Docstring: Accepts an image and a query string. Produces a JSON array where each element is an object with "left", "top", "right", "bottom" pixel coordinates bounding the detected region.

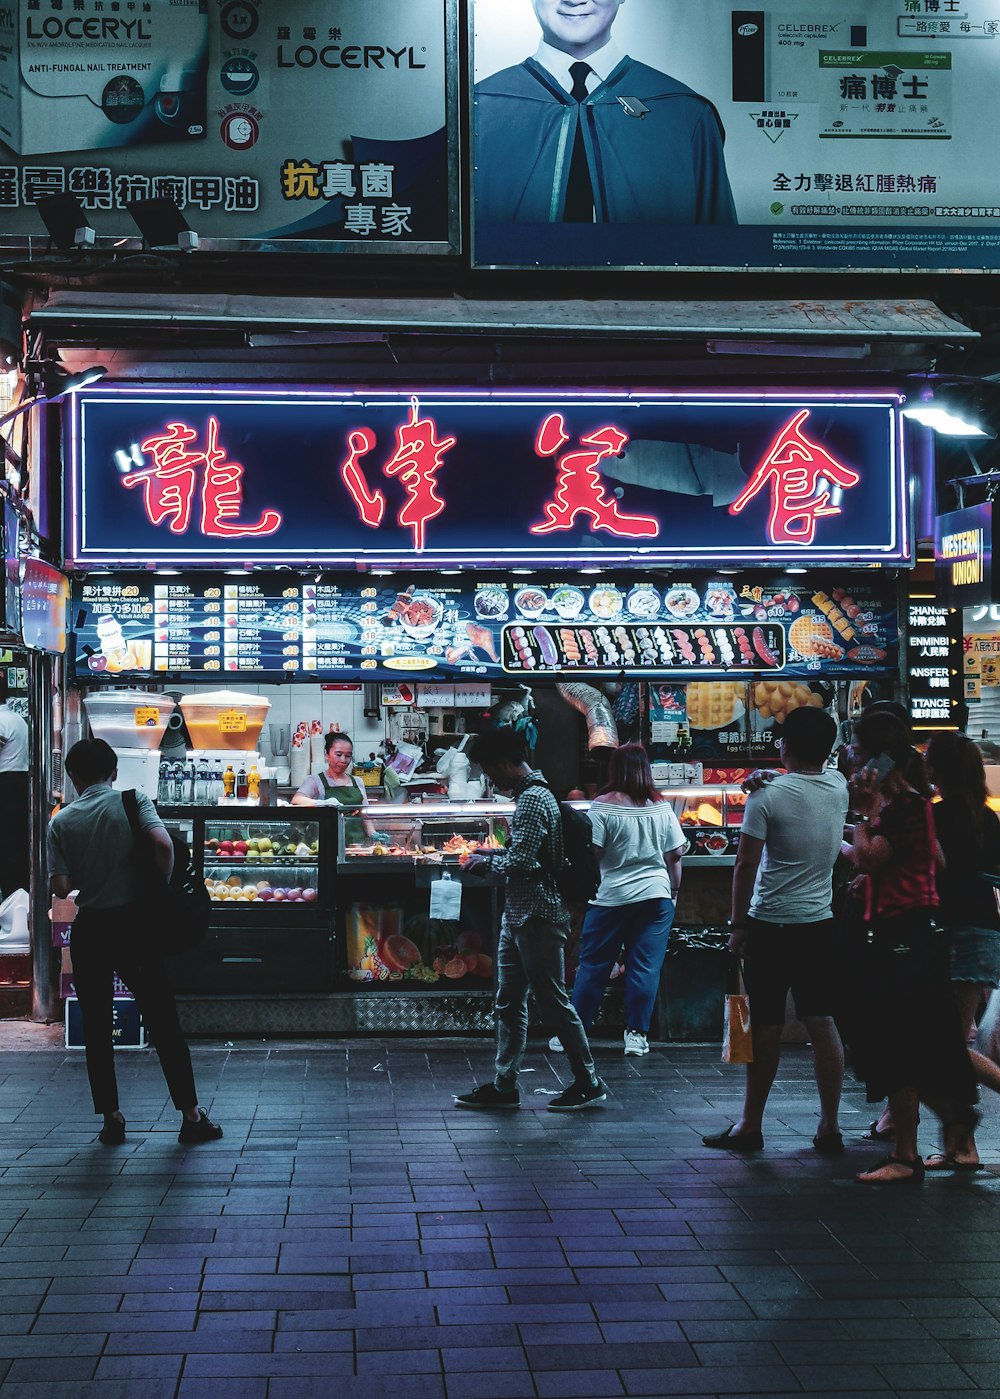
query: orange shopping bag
[{"left": 722, "top": 956, "right": 753, "bottom": 1064}]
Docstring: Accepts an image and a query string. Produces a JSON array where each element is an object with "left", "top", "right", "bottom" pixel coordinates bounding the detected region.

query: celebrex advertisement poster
[
  {"left": 0, "top": 0, "right": 455, "bottom": 249},
  {"left": 471, "top": 0, "right": 1000, "bottom": 270}
]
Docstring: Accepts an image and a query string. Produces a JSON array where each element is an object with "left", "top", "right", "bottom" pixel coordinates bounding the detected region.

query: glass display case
[
  {"left": 336, "top": 802, "right": 508, "bottom": 990},
  {"left": 337, "top": 803, "right": 510, "bottom": 869},
  {"left": 660, "top": 785, "right": 745, "bottom": 864},
  {"left": 203, "top": 816, "right": 320, "bottom": 908}
]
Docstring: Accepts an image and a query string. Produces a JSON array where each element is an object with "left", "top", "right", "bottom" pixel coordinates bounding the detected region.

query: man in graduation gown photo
[{"left": 474, "top": 0, "right": 738, "bottom": 228}]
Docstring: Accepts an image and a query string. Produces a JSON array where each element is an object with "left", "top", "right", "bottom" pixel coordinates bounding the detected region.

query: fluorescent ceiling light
[{"left": 901, "top": 405, "right": 990, "bottom": 437}]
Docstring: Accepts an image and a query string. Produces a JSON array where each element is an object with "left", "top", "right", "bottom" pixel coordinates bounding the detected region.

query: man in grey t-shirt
[
  {"left": 703, "top": 706, "right": 849, "bottom": 1155},
  {"left": 48, "top": 739, "right": 222, "bottom": 1148}
]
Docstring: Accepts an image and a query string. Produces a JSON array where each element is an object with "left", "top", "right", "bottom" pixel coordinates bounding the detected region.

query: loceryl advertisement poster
[
  {"left": 0, "top": 0, "right": 457, "bottom": 251},
  {"left": 471, "top": 0, "right": 1000, "bottom": 271}
]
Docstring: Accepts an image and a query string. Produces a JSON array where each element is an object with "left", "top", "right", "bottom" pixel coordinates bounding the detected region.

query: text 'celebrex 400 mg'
[{"left": 0, "top": 0, "right": 208, "bottom": 156}]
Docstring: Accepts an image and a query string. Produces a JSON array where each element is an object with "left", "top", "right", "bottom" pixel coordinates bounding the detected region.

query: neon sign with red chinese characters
[{"left": 67, "top": 388, "right": 908, "bottom": 567}]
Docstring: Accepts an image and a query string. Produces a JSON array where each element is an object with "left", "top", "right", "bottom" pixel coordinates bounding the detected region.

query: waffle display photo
[
  {"left": 686, "top": 682, "right": 745, "bottom": 731},
  {"left": 788, "top": 613, "right": 845, "bottom": 661}
]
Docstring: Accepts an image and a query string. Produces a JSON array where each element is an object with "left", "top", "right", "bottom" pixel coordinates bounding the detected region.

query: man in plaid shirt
[{"left": 455, "top": 728, "right": 606, "bottom": 1112}]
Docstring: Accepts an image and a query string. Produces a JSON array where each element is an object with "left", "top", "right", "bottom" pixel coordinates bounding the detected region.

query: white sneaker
[
  {"left": 624, "top": 1030, "right": 649, "bottom": 1057},
  {"left": 548, "top": 1036, "right": 565, "bottom": 1053}
]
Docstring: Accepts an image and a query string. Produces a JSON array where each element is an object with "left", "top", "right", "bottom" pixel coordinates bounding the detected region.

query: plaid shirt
[{"left": 488, "top": 770, "right": 569, "bottom": 929}]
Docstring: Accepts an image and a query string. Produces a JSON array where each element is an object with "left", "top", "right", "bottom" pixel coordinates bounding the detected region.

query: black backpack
[
  {"left": 123, "top": 789, "right": 211, "bottom": 950},
  {"left": 524, "top": 780, "right": 600, "bottom": 906}
]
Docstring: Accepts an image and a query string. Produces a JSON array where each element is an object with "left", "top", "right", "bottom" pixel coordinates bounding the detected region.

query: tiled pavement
[{"left": 1, "top": 1030, "right": 1000, "bottom": 1398}]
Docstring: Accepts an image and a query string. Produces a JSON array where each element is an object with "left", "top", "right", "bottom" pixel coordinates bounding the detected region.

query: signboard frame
[
  {"left": 0, "top": 0, "right": 461, "bottom": 258},
  {"left": 66, "top": 385, "right": 909, "bottom": 570},
  {"left": 71, "top": 568, "right": 901, "bottom": 686},
  {"left": 468, "top": 0, "right": 1000, "bottom": 274},
  {"left": 935, "top": 502, "right": 993, "bottom": 607}
]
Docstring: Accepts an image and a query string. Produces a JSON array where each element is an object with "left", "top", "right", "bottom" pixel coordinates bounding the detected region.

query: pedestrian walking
[
  {"left": 0, "top": 675, "right": 29, "bottom": 900},
  {"left": 455, "top": 727, "right": 607, "bottom": 1112},
  {"left": 559, "top": 742, "right": 685, "bottom": 1058},
  {"left": 703, "top": 705, "right": 848, "bottom": 1154},
  {"left": 47, "top": 739, "right": 223, "bottom": 1146},
  {"left": 846, "top": 712, "right": 978, "bottom": 1184},
  {"left": 921, "top": 731, "right": 1000, "bottom": 1171}
]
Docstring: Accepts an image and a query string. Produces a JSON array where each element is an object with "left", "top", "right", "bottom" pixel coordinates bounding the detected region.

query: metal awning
[{"left": 30, "top": 292, "right": 976, "bottom": 343}]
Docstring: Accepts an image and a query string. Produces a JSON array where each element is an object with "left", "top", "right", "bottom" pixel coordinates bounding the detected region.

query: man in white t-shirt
[
  {"left": 703, "top": 705, "right": 849, "bottom": 1155},
  {"left": 0, "top": 676, "right": 29, "bottom": 898}
]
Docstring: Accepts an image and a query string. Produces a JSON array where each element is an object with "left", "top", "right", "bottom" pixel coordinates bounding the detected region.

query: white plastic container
[
  {"left": 83, "top": 690, "right": 175, "bottom": 752},
  {"left": 179, "top": 689, "right": 270, "bottom": 752}
]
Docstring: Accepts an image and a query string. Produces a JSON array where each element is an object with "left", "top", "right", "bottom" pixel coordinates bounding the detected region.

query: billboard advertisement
[
  {"left": 0, "top": 0, "right": 457, "bottom": 252},
  {"left": 470, "top": 0, "right": 1000, "bottom": 270},
  {"left": 66, "top": 386, "right": 908, "bottom": 568}
]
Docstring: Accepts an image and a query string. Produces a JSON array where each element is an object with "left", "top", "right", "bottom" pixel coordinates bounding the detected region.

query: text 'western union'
[{"left": 941, "top": 528, "right": 985, "bottom": 586}]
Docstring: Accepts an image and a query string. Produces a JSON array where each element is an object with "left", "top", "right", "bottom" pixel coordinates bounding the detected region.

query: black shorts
[{"left": 741, "top": 917, "right": 836, "bottom": 1026}]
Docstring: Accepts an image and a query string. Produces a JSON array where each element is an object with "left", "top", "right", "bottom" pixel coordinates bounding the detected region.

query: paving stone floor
[{"left": 1, "top": 1030, "right": 1000, "bottom": 1398}]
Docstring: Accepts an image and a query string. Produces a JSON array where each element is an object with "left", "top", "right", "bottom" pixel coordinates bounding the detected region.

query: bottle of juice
[
  {"left": 236, "top": 765, "right": 249, "bottom": 800},
  {"left": 222, "top": 764, "right": 236, "bottom": 800},
  {"left": 247, "top": 764, "right": 260, "bottom": 803}
]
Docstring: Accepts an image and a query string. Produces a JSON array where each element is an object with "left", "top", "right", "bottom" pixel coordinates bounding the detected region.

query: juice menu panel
[{"left": 73, "top": 573, "right": 900, "bottom": 682}]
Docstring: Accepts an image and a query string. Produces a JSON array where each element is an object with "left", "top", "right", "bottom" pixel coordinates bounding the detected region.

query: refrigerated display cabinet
[{"left": 159, "top": 807, "right": 334, "bottom": 994}]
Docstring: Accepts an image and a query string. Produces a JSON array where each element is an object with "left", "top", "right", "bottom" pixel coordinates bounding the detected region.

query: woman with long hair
[
  {"left": 558, "top": 742, "right": 686, "bottom": 1057},
  {"left": 846, "top": 712, "right": 978, "bottom": 1184},
  {"left": 924, "top": 732, "right": 1000, "bottom": 1170}
]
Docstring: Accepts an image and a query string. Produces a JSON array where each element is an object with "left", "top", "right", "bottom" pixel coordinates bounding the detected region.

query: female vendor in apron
[{"left": 291, "top": 732, "right": 371, "bottom": 844}]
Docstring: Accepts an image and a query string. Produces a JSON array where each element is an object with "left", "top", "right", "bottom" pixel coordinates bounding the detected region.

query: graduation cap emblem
[{"left": 617, "top": 95, "right": 649, "bottom": 119}]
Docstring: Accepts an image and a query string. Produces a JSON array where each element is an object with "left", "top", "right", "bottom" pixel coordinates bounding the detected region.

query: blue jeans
[
  {"left": 494, "top": 914, "right": 596, "bottom": 1090},
  {"left": 571, "top": 898, "right": 675, "bottom": 1035}
]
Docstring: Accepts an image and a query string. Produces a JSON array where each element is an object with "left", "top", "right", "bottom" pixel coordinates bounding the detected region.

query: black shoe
[
  {"left": 178, "top": 1110, "right": 223, "bottom": 1144},
  {"left": 454, "top": 1083, "right": 520, "bottom": 1110},
  {"left": 548, "top": 1078, "right": 607, "bottom": 1112},
  {"left": 813, "top": 1131, "right": 845, "bottom": 1155},
  {"left": 702, "top": 1124, "right": 764, "bottom": 1152},
  {"left": 98, "top": 1116, "right": 126, "bottom": 1146}
]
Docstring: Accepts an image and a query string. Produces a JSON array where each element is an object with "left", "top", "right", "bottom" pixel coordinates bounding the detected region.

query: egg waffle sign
[{"left": 67, "top": 388, "right": 907, "bottom": 567}]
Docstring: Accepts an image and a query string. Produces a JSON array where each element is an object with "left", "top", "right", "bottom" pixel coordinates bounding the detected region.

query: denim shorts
[{"left": 949, "top": 925, "right": 1000, "bottom": 988}]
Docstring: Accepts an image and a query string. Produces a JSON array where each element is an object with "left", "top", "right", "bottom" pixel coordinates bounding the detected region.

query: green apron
[{"left": 319, "top": 773, "right": 366, "bottom": 845}]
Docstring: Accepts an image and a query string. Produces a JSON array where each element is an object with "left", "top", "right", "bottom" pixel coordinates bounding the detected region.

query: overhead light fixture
[
  {"left": 34, "top": 192, "right": 96, "bottom": 250},
  {"left": 901, "top": 404, "right": 991, "bottom": 438},
  {"left": 0, "top": 363, "right": 106, "bottom": 492},
  {"left": 0, "top": 364, "right": 107, "bottom": 435},
  {"left": 60, "top": 366, "right": 108, "bottom": 394},
  {"left": 786, "top": 567, "right": 808, "bottom": 574},
  {"left": 127, "top": 196, "right": 199, "bottom": 250}
]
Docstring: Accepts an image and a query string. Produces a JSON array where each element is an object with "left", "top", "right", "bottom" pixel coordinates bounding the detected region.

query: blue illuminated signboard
[
  {"left": 935, "top": 503, "right": 993, "bottom": 607},
  {"left": 67, "top": 387, "right": 908, "bottom": 568}
]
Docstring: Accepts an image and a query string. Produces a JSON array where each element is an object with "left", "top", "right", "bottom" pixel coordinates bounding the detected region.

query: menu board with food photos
[{"left": 73, "top": 571, "right": 899, "bottom": 683}]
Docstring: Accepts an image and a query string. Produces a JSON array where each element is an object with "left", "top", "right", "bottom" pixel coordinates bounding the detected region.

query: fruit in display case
[
  {"left": 205, "top": 875, "right": 317, "bottom": 903},
  {"left": 378, "top": 933, "right": 422, "bottom": 974},
  {"left": 204, "top": 826, "right": 318, "bottom": 861}
]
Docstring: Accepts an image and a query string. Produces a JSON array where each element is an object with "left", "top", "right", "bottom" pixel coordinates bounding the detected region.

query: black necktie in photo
[{"left": 564, "top": 60, "right": 593, "bottom": 222}]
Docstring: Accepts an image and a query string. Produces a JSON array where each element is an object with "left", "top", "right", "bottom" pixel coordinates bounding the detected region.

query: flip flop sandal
[
  {"left": 856, "top": 1154, "right": 925, "bottom": 1185},
  {"left": 862, "top": 1120, "right": 895, "bottom": 1141},
  {"left": 924, "top": 1153, "right": 984, "bottom": 1173}
]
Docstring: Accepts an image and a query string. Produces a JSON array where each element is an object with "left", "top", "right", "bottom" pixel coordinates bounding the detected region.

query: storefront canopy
[{"left": 31, "top": 292, "right": 975, "bottom": 347}]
